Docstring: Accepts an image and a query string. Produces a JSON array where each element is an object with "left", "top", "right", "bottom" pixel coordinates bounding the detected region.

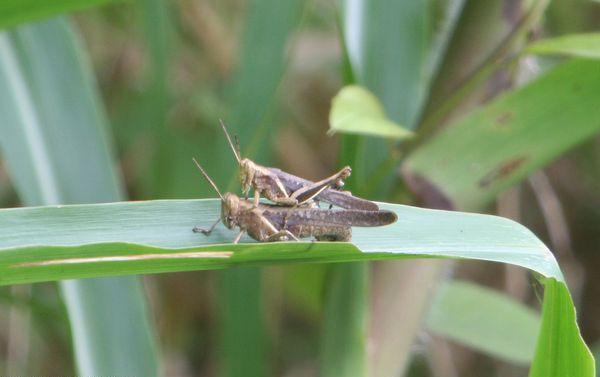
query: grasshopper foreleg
[
  {"left": 253, "top": 190, "right": 260, "bottom": 208},
  {"left": 233, "top": 230, "right": 245, "bottom": 244},
  {"left": 270, "top": 177, "right": 296, "bottom": 206},
  {"left": 265, "top": 229, "right": 299, "bottom": 242},
  {"left": 193, "top": 218, "right": 221, "bottom": 236}
]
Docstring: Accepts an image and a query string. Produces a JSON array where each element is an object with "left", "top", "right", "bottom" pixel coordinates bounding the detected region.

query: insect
[
  {"left": 192, "top": 159, "right": 397, "bottom": 243},
  {"left": 219, "top": 120, "right": 379, "bottom": 211}
]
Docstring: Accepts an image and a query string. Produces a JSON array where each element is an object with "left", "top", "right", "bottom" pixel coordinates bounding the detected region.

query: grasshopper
[
  {"left": 192, "top": 159, "right": 397, "bottom": 243},
  {"left": 219, "top": 120, "right": 379, "bottom": 211}
]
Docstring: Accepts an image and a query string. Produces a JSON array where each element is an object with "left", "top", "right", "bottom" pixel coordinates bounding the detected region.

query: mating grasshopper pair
[{"left": 192, "top": 121, "right": 397, "bottom": 243}]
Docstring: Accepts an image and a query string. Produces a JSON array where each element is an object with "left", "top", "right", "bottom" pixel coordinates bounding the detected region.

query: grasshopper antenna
[
  {"left": 219, "top": 119, "right": 241, "bottom": 164},
  {"left": 234, "top": 135, "right": 241, "bottom": 162},
  {"left": 192, "top": 158, "right": 225, "bottom": 201}
]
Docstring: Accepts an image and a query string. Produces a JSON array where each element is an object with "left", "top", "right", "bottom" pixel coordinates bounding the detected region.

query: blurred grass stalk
[
  {"left": 215, "top": 0, "right": 305, "bottom": 376},
  {"left": 321, "top": 263, "right": 368, "bottom": 376},
  {"left": 137, "top": 0, "right": 171, "bottom": 200},
  {"left": 0, "top": 18, "right": 157, "bottom": 376},
  {"left": 326, "top": 1, "right": 437, "bottom": 376}
]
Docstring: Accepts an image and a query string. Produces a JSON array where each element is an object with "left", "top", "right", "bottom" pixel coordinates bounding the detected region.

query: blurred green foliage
[{"left": 0, "top": 0, "right": 599, "bottom": 376}]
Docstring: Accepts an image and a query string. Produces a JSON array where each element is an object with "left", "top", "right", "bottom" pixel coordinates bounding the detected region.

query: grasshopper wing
[
  {"left": 263, "top": 207, "right": 397, "bottom": 228},
  {"left": 270, "top": 168, "right": 380, "bottom": 211}
]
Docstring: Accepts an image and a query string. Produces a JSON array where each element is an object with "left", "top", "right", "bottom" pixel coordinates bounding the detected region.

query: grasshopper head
[
  {"left": 221, "top": 192, "right": 241, "bottom": 229},
  {"left": 238, "top": 158, "right": 255, "bottom": 195}
]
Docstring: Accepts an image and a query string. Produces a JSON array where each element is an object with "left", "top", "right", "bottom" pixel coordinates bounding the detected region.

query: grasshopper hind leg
[{"left": 289, "top": 166, "right": 352, "bottom": 205}]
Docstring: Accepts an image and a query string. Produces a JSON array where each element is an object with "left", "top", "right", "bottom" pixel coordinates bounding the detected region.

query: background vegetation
[{"left": 0, "top": 0, "right": 599, "bottom": 376}]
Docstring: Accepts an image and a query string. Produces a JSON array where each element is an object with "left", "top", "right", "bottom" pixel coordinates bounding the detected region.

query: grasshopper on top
[{"left": 219, "top": 120, "right": 379, "bottom": 211}]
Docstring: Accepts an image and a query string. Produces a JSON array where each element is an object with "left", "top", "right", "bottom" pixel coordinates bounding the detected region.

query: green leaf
[
  {"left": 527, "top": 33, "right": 600, "bottom": 59},
  {"left": 426, "top": 280, "right": 540, "bottom": 364},
  {"left": 0, "top": 18, "right": 157, "bottom": 376},
  {"left": 405, "top": 59, "right": 600, "bottom": 211},
  {"left": 0, "top": 198, "right": 593, "bottom": 375},
  {"left": 0, "top": 199, "right": 557, "bottom": 287},
  {"left": 329, "top": 85, "right": 414, "bottom": 140},
  {"left": 0, "top": 0, "right": 120, "bottom": 30},
  {"left": 529, "top": 279, "right": 594, "bottom": 377}
]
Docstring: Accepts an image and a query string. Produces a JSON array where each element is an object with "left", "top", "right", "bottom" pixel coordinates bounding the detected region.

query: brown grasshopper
[
  {"left": 219, "top": 120, "right": 379, "bottom": 211},
  {"left": 192, "top": 159, "right": 397, "bottom": 243}
]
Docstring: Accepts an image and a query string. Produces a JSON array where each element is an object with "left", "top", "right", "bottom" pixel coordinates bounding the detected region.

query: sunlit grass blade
[
  {"left": 0, "top": 198, "right": 592, "bottom": 375},
  {"left": 0, "top": 18, "right": 157, "bottom": 376},
  {"left": 0, "top": 199, "right": 560, "bottom": 286}
]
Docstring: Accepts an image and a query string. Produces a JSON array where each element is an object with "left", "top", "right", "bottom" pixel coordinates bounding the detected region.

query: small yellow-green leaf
[
  {"left": 527, "top": 33, "right": 600, "bottom": 60},
  {"left": 329, "top": 85, "right": 413, "bottom": 140}
]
